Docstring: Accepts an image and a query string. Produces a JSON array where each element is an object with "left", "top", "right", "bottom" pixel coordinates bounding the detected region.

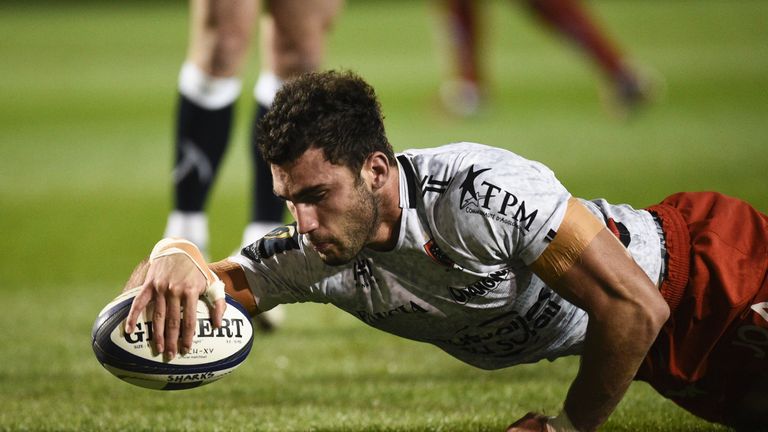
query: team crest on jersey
[
  {"left": 424, "top": 239, "right": 456, "bottom": 268},
  {"left": 457, "top": 165, "right": 539, "bottom": 232},
  {"left": 264, "top": 225, "right": 296, "bottom": 240},
  {"left": 606, "top": 218, "right": 631, "bottom": 247}
]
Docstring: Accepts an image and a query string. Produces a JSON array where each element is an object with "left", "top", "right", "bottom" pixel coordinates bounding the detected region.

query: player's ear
[{"left": 365, "top": 151, "right": 390, "bottom": 190}]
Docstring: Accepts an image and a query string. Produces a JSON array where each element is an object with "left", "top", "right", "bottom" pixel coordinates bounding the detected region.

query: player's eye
[{"left": 304, "top": 191, "right": 326, "bottom": 204}]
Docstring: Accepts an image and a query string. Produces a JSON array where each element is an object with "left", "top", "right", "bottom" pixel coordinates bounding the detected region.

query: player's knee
[
  {"left": 271, "top": 16, "right": 333, "bottom": 76},
  {"left": 280, "top": 56, "right": 320, "bottom": 77},
  {"left": 273, "top": 38, "right": 324, "bottom": 77},
  {"left": 206, "top": 33, "right": 250, "bottom": 76}
]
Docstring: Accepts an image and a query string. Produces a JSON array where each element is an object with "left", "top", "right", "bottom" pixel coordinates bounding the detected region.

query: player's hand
[
  {"left": 124, "top": 253, "right": 225, "bottom": 360},
  {"left": 506, "top": 412, "right": 555, "bottom": 432}
]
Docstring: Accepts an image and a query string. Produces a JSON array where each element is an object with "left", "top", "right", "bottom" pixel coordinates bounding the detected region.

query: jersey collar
[{"left": 396, "top": 154, "right": 418, "bottom": 209}]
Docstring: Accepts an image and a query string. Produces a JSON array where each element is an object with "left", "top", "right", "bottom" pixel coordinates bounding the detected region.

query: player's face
[{"left": 272, "top": 147, "right": 380, "bottom": 266}]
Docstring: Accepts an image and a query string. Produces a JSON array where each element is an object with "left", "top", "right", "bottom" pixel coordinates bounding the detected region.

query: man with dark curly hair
[{"left": 126, "top": 70, "right": 768, "bottom": 431}]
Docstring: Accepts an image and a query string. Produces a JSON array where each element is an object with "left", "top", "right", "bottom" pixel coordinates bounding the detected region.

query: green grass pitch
[{"left": 1, "top": 0, "right": 766, "bottom": 430}]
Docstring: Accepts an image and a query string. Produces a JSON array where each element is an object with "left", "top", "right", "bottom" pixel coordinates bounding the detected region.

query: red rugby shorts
[{"left": 638, "top": 192, "right": 768, "bottom": 425}]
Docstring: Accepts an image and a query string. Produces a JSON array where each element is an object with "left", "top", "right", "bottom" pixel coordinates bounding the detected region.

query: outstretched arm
[
  {"left": 122, "top": 239, "right": 257, "bottom": 361},
  {"left": 511, "top": 201, "right": 669, "bottom": 432}
]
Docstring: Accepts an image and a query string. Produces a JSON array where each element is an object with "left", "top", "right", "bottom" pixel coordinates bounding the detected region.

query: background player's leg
[
  {"left": 243, "top": 0, "right": 344, "bottom": 331},
  {"left": 243, "top": 16, "right": 286, "bottom": 247},
  {"left": 164, "top": 0, "right": 258, "bottom": 256},
  {"left": 436, "top": 0, "right": 485, "bottom": 117},
  {"left": 242, "top": 69, "right": 283, "bottom": 246},
  {"left": 166, "top": 63, "right": 240, "bottom": 255},
  {"left": 243, "top": 0, "right": 344, "bottom": 247},
  {"left": 523, "top": 0, "right": 651, "bottom": 113}
]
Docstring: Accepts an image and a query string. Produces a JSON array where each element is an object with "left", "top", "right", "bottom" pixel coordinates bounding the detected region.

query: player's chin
[
  {"left": 319, "top": 253, "right": 352, "bottom": 267},
  {"left": 317, "top": 248, "right": 356, "bottom": 267}
]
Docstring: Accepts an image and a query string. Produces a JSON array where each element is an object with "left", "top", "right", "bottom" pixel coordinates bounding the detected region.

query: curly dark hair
[{"left": 258, "top": 70, "right": 395, "bottom": 173}]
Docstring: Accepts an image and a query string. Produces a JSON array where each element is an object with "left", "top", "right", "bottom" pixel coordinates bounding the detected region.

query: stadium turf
[{"left": 1, "top": 1, "right": 765, "bottom": 430}]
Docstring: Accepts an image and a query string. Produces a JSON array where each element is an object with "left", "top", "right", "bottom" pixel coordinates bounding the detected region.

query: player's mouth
[
  {"left": 309, "top": 238, "right": 335, "bottom": 253},
  {"left": 313, "top": 242, "right": 332, "bottom": 253}
]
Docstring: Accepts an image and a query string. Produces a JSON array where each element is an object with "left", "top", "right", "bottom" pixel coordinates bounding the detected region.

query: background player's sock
[
  {"left": 163, "top": 211, "right": 209, "bottom": 258},
  {"left": 242, "top": 71, "right": 285, "bottom": 247},
  {"left": 243, "top": 70, "right": 289, "bottom": 332},
  {"left": 598, "top": 62, "right": 662, "bottom": 118},
  {"left": 166, "top": 62, "right": 242, "bottom": 253},
  {"left": 439, "top": 0, "right": 485, "bottom": 117},
  {"left": 439, "top": 78, "right": 483, "bottom": 118}
]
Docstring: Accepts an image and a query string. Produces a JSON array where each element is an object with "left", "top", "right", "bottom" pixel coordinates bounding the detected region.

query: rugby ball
[{"left": 91, "top": 286, "right": 254, "bottom": 390}]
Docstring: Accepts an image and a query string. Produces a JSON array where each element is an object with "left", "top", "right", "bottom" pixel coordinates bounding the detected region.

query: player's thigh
[
  {"left": 187, "top": 0, "right": 260, "bottom": 77},
  {"left": 266, "top": 0, "right": 344, "bottom": 76}
]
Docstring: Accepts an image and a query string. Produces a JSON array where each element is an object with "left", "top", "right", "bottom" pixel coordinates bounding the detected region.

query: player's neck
[{"left": 366, "top": 163, "right": 402, "bottom": 252}]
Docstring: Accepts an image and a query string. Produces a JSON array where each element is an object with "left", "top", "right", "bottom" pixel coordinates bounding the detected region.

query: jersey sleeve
[
  {"left": 228, "top": 224, "right": 332, "bottom": 311},
  {"left": 428, "top": 147, "right": 571, "bottom": 272}
]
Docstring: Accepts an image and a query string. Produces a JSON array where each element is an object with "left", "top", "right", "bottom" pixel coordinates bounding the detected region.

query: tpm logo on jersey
[
  {"left": 448, "top": 269, "right": 510, "bottom": 304},
  {"left": 458, "top": 165, "right": 491, "bottom": 208},
  {"left": 457, "top": 165, "right": 539, "bottom": 232}
]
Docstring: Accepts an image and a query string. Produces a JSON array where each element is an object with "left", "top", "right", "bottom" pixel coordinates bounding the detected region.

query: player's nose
[{"left": 294, "top": 204, "right": 319, "bottom": 234}]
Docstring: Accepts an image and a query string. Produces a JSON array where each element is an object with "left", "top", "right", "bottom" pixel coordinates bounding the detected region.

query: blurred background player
[
  {"left": 164, "top": 0, "right": 344, "bottom": 258},
  {"left": 163, "top": 0, "right": 343, "bottom": 330},
  {"left": 435, "top": 0, "right": 655, "bottom": 117}
]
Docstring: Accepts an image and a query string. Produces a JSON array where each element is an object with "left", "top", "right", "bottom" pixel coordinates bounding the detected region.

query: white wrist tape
[
  {"left": 149, "top": 238, "right": 225, "bottom": 304},
  {"left": 548, "top": 410, "right": 578, "bottom": 432}
]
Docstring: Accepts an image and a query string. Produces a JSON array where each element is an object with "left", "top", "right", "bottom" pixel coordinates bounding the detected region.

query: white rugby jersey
[{"left": 231, "top": 142, "right": 663, "bottom": 370}]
